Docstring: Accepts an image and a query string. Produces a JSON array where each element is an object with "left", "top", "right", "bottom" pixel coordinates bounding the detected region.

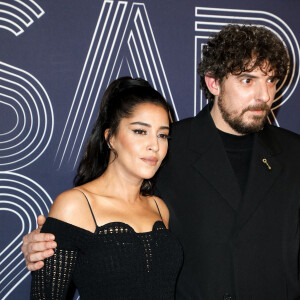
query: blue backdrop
[{"left": 1, "top": 0, "right": 300, "bottom": 299}]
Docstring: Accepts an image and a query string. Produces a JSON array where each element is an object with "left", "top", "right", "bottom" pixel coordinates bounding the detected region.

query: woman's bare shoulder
[
  {"left": 152, "top": 195, "right": 170, "bottom": 227},
  {"left": 48, "top": 189, "right": 93, "bottom": 229}
]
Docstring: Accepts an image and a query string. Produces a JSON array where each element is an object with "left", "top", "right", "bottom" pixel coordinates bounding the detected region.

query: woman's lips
[{"left": 140, "top": 157, "right": 158, "bottom": 166}]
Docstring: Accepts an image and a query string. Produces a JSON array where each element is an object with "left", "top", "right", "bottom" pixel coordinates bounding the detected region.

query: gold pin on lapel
[{"left": 262, "top": 158, "right": 271, "bottom": 170}]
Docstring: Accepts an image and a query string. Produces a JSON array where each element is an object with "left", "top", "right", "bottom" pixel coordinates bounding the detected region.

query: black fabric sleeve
[{"left": 30, "top": 218, "right": 80, "bottom": 300}]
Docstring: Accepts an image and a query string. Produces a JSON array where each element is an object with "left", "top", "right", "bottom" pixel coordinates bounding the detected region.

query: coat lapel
[
  {"left": 236, "top": 125, "right": 282, "bottom": 229},
  {"left": 189, "top": 105, "right": 241, "bottom": 211}
]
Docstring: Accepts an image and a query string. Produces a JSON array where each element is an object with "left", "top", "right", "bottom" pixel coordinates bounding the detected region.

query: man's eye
[
  {"left": 133, "top": 129, "right": 147, "bottom": 135},
  {"left": 158, "top": 133, "right": 171, "bottom": 139},
  {"left": 268, "top": 77, "right": 278, "bottom": 84},
  {"left": 242, "top": 78, "right": 251, "bottom": 84}
]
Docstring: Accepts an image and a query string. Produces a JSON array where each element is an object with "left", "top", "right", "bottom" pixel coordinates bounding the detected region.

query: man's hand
[{"left": 21, "top": 215, "right": 57, "bottom": 271}]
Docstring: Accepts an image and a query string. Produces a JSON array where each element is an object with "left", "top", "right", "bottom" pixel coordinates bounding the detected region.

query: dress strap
[
  {"left": 74, "top": 189, "right": 98, "bottom": 227},
  {"left": 153, "top": 197, "right": 163, "bottom": 223}
]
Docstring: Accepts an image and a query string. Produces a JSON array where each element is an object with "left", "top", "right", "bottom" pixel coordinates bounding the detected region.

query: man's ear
[{"left": 205, "top": 75, "right": 220, "bottom": 96}]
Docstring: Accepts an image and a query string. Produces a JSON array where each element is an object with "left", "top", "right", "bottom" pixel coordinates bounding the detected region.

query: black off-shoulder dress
[{"left": 30, "top": 195, "right": 183, "bottom": 300}]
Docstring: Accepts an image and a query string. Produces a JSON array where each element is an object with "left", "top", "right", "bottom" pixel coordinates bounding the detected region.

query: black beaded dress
[{"left": 30, "top": 194, "right": 183, "bottom": 300}]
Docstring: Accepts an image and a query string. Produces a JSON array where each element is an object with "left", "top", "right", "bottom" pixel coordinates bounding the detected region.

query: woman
[{"left": 30, "top": 77, "right": 183, "bottom": 299}]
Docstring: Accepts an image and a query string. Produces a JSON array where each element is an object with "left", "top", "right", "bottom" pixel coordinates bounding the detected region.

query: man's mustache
[{"left": 242, "top": 103, "right": 270, "bottom": 114}]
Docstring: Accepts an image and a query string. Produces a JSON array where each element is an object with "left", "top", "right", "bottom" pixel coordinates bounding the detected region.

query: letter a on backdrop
[{"left": 55, "top": 0, "right": 178, "bottom": 170}]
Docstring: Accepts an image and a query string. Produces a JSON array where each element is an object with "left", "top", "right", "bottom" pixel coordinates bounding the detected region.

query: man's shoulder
[
  {"left": 172, "top": 116, "right": 194, "bottom": 131},
  {"left": 169, "top": 117, "right": 194, "bottom": 143},
  {"left": 171, "top": 104, "right": 211, "bottom": 133},
  {"left": 263, "top": 125, "right": 300, "bottom": 157},
  {"left": 267, "top": 125, "right": 300, "bottom": 142}
]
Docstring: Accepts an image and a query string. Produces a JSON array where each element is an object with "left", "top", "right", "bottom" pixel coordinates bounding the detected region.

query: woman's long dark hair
[{"left": 73, "top": 77, "right": 171, "bottom": 195}]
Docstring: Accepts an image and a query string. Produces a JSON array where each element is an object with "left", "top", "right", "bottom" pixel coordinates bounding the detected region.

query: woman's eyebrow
[
  {"left": 130, "top": 121, "right": 169, "bottom": 130},
  {"left": 130, "top": 121, "right": 151, "bottom": 127}
]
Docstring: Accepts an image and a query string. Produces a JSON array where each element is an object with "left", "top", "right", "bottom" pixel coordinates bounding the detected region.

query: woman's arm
[
  {"left": 30, "top": 189, "right": 93, "bottom": 299},
  {"left": 31, "top": 249, "right": 77, "bottom": 300},
  {"left": 23, "top": 189, "right": 95, "bottom": 271},
  {"left": 30, "top": 218, "right": 78, "bottom": 300}
]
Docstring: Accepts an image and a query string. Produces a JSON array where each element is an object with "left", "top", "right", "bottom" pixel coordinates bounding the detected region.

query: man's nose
[{"left": 256, "top": 82, "right": 272, "bottom": 103}]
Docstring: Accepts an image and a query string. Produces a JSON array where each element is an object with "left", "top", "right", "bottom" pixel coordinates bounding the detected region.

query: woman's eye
[
  {"left": 133, "top": 129, "right": 147, "bottom": 135},
  {"left": 158, "top": 133, "right": 171, "bottom": 139}
]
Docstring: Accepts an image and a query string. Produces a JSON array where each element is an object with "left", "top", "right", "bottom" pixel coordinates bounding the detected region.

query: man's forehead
[
  {"left": 246, "top": 69, "right": 273, "bottom": 76},
  {"left": 243, "top": 59, "right": 275, "bottom": 75},
  {"left": 232, "top": 65, "right": 275, "bottom": 78}
]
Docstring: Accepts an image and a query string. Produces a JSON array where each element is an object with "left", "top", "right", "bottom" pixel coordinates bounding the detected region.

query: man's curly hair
[{"left": 198, "top": 24, "right": 290, "bottom": 101}]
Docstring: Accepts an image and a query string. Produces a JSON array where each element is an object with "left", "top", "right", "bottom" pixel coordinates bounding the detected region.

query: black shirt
[{"left": 218, "top": 130, "right": 254, "bottom": 195}]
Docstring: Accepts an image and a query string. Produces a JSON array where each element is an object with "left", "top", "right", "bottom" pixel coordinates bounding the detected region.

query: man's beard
[{"left": 218, "top": 95, "right": 271, "bottom": 135}]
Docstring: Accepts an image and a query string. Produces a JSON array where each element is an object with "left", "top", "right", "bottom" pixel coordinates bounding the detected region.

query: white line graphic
[
  {"left": 0, "top": 172, "right": 52, "bottom": 300},
  {"left": 0, "top": 62, "right": 54, "bottom": 171},
  {"left": 194, "top": 7, "right": 300, "bottom": 127},
  {"left": 54, "top": 0, "right": 177, "bottom": 170},
  {"left": 0, "top": 0, "right": 44, "bottom": 36}
]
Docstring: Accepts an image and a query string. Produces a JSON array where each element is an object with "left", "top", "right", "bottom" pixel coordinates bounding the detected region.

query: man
[{"left": 22, "top": 25, "right": 300, "bottom": 299}]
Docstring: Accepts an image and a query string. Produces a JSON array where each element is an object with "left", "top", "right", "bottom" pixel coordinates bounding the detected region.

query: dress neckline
[
  {"left": 95, "top": 220, "right": 165, "bottom": 235},
  {"left": 46, "top": 217, "right": 166, "bottom": 235}
]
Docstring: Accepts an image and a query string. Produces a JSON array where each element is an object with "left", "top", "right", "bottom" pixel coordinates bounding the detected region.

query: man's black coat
[{"left": 156, "top": 104, "right": 300, "bottom": 300}]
